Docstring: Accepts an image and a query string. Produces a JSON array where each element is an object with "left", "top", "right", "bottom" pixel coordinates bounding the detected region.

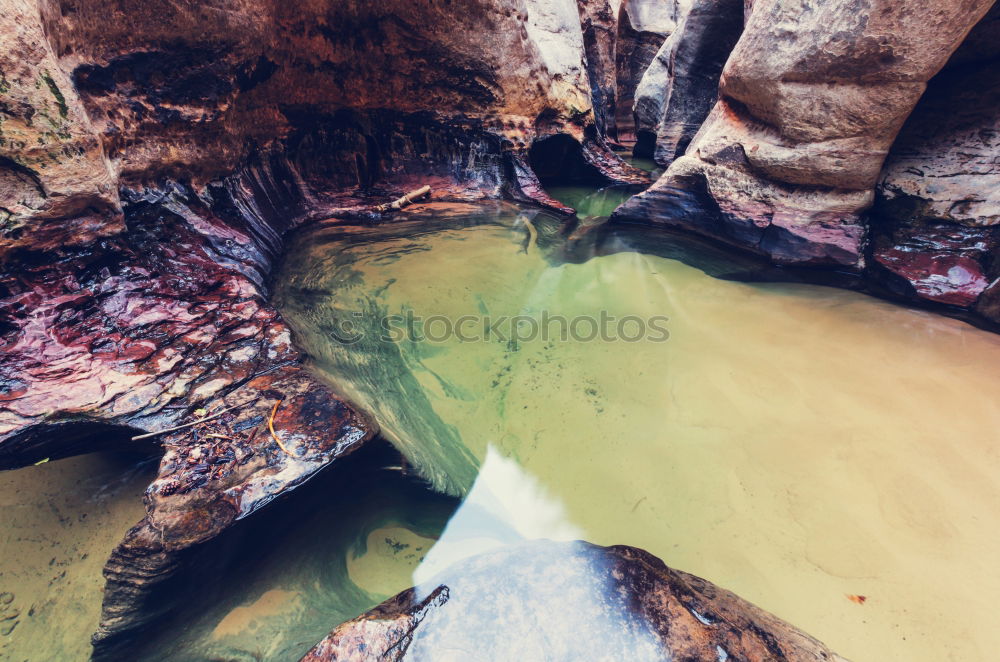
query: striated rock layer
[
  {"left": 0, "top": 161, "right": 382, "bottom": 659},
  {"left": 0, "top": 0, "right": 650, "bottom": 657},
  {"left": 301, "top": 541, "right": 846, "bottom": 662},
  {"left": 2, "top": 0, "right": 648, "bottom": 256}
]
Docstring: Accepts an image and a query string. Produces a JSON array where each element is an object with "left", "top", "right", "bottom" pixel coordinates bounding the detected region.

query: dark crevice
[
  {"left": 0, "top": 421, "right": 158, "bottom": 470},
  {"left": 113, "top": 439, "right": 459, "bottom": 662},
  {"left": 633, "top": 130, "right": 657, "bottom": 160},
  {"left": 529, "top": 134, "right": 611, "bottom": 187}
]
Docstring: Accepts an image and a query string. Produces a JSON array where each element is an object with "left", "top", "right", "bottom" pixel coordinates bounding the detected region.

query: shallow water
[
  {"left": 613, "top": 148, "right": 664, "bottom": 177},
  {"left": 132, "top": 443, "right": 458, "bottom": 662},
  {"left": 275, "top": 200, "right": 1000, "bottom": 662},
  {"left": 0, "top": 452, "right": 154, "bottom": 661},
  {"left": 543, "top": 185, "right": 634, "bottom": 223}
]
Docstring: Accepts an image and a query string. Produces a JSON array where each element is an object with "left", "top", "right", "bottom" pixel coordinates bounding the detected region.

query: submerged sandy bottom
[
  {"left": 276, "top": 203, "right": 1000, "bottom": 662},
  {"left": 130, "top": 444, "right": 457, "bottom": 662},
  {"left": 0, "top": 452, "right": 153, "bottom": 661}
]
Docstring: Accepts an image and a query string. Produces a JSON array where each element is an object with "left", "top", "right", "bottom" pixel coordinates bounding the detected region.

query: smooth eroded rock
[
  {"left": 614, "top": 0, "right": 995, "bottom": 269},
  {"left": 633, "top": 0, "right": 745, "bottom": 164},
  {"left": 302, "top": 540, "right": 847, "bottom": 662}
]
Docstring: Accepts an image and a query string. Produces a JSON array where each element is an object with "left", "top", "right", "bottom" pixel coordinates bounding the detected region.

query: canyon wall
[
  {"left": 3, "top": 0, "right": 653, "bottom": 259},
  {"left": 614, "top": 0, "right": 997, "bottom": 280},
  {"left": 871, "top": 2, "right": 1000, "bottom": 318}
]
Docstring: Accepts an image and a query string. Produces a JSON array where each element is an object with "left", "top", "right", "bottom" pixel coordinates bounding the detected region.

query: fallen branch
[
  {"left": 268, "top": 399, "right": 295, "bottom": 456},
  {"left": 131, "top": 401, "right": 254, "bottom": 441},
  {"left": 375, "top": 185, "right": 431, "bottom": 212}
]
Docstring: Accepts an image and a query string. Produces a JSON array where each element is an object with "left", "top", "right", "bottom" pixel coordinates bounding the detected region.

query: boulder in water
[{"left": 301, "top": 540, "right": 847, "bottom": 662}]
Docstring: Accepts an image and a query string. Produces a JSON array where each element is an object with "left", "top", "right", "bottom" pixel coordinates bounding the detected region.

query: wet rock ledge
[{"left": 302, "top": 541, "right": 846, "bottom": 662}]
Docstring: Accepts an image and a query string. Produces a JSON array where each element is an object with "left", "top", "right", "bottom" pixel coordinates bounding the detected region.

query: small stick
[
  {"left": 131, "top": 402, "right": 253, "bottom": 441},
  {"left": 375, "top": 185, "right": 431, "bottom": 212},
  {"left": 268, "top": 399, "right": 294, "bottom": 456}
]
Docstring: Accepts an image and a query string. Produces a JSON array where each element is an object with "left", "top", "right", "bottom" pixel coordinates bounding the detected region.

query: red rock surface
[
  {"left": 0, "top": 172, "right": 378, "bottom": 656},
  {"left": 871, "top": 225, "right": 997, "bottom": 308}
]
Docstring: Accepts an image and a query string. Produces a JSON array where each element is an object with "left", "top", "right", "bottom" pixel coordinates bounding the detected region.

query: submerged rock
[{"left": 302, "top": 541, "right": 846, "bottom": 662}]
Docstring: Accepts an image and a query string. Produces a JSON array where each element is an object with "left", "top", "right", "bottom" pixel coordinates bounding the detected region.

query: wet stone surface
[{"left": 302, "top": 540, "right": 846, "bottom": 662}]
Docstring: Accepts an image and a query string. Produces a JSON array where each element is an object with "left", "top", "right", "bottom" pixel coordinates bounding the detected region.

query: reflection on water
[
  {"left": 613, "top": 148, "right": 664, "bottom": 177},
  {"left": 0, "top": 452, "right": 155, "bottom": 661},
  {"left": 133, "top": 442, "right": 458, "bottom": 662},
  {"left": 409, "top": 539, "right": 669, "bottom": 662},
  {"left": 414, "top": 446, "right": 584, "bottom": 586},
  {"left": 275, "top": 201, "right": 1000, "bottom": 662},
  {"left": 544, "top": 185, "right": 634, "bottom": 224}
]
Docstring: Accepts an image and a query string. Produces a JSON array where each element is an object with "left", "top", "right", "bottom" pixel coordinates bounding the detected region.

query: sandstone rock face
[
  {"left": 0, "top": 0, "right": 120, "bottom": 252},
  {"left": 633, "top": 0, "right": 744, "bottom": 163},
  {"left": 878, "top": 43, "right": 1000, "bottom": 227},
  {"left": 613, "top": 0, "right": 675, "bottom": 143},
  {"left": 0, "top": 164, "right": 377, "bottom": 659},
  {"left": 578, "top": 0, "right": 685, "bottom": 142},
  {"left": 2, "top": 0, "right": 649, "bottom": 257},
  {"left": 613, "top": 0, "right": 996, "bottom": 269},
  {"left": 524, "top": 0, "right": 593, "bottom": 113},
  {"left": 301, "top": 541, "right": 846, "bottom": 662},
  {"left": 577, "top": 0, "right": 622, "bottom": 136},
  {"left": 871, "top": 3, "right": 1000, "bottom": 314}
]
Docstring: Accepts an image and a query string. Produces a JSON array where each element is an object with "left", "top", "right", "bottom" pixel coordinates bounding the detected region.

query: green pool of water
[
  {"left": 613, "top": 148, "right": 664, "bottom": 177},
  {"left": 274, "top": 200, "right": 1000, "bottom": 662},
  {"left": 543, "top": 185, "right": 634, "bottom": 223}
]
